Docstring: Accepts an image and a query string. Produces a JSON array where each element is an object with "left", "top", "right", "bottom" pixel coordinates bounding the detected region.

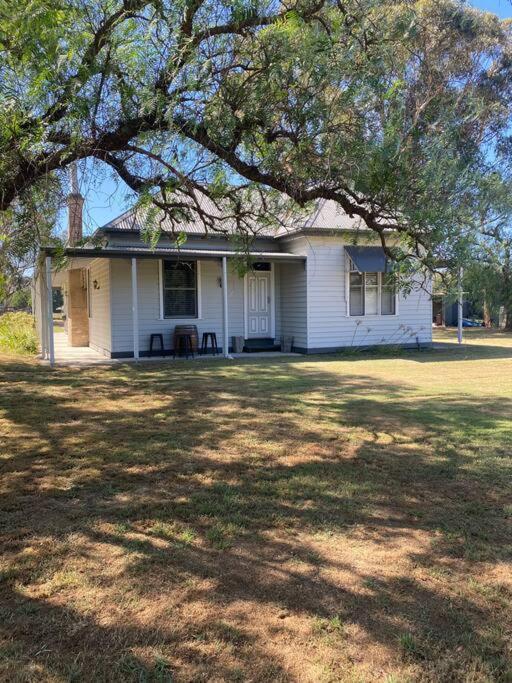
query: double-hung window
[
  {"left": 380, "top": 274, "right": 396, "bottom": 316},
  {"left": 349, "top": 259, "right": 396, "bottom": 316},
  {"left": 162, "top": 260, "right": 197, "bottom": 318}
]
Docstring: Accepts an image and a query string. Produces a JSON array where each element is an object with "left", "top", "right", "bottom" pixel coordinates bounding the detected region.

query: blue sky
[
  {"left": 76, "top": 0, "right": 511, "bottom": 235},
  {"left": 471, "top": 0, "right": 510, "bottom": 15}
]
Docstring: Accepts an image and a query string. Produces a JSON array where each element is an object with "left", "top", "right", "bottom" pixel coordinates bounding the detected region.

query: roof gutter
[
  {"left": 40, "top": 246, "right": 306, "bottom": 262},
  {"left": 276, "top": 227, "right": 395, "bottom": 239}
]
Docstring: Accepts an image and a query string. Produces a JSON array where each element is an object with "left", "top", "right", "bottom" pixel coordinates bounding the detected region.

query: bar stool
[
  {"left": 201, "top": 332, "right": 219, "bottom": 355},
  {"left": 149, "top": 333, "right": 164, "bottom": 356},
  {"left": 174, "top": 332, "right": 194, "bottom": 359}
]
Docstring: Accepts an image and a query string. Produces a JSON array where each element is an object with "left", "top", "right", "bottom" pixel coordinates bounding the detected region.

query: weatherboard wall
[
  {"left": 109, "top": 258, "right": 248, "bottom": 355},
  {"left": 88, "top": 258, "right": 111, "bottom": 356},
  {"left": 103, "top": 234, "right": 431, "bottom": 356},
  {"left": 279, "top": 261, "right": 308, "bottom": 350},
  {"left": 282, "top": 235, "right": 432, "bottom": 351}
]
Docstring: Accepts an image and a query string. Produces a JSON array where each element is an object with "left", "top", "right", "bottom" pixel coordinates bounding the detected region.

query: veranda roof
[{"left": 41, "top": 245, "right": 306, "bottom": 262}]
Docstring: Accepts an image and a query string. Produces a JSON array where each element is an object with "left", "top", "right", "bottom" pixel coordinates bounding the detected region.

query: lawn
[{"left": 0, "top": 329, "right": 511, "bottom": 682}]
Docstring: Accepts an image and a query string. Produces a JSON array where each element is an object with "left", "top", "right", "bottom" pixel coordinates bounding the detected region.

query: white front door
[{"left": 247, "top": 271, "right": 271, "bottom": 337}]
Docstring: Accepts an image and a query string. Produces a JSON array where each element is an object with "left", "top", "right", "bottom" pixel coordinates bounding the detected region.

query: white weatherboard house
[{"left": 35, "top": 188, "right": 432, "bottom": 365}]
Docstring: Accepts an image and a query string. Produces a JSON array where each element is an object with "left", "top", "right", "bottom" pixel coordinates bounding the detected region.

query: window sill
[{"left": 349, "top": 314, "right": 398, "bottom": 319}]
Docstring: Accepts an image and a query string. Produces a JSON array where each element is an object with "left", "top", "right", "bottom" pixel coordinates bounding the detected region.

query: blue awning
[{"left": 345, "top": 246, "right": 388, "bottom": 273}]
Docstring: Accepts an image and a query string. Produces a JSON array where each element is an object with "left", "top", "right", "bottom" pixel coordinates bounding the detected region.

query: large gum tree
[{"left": 1, "top": 0, "right": 511, "bottom": 281}]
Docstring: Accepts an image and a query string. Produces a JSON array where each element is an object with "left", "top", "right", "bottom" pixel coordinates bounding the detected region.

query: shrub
[
  {"left": 0, "top": 312, "right": 38, "bottom": 355},
  {"left": 9, "top": 288, "right": 32, "bottom": 311}
]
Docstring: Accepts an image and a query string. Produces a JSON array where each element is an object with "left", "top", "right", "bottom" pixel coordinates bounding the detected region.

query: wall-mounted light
[{"left": 93, "top": 280, "right": 100, "bottom": 290}]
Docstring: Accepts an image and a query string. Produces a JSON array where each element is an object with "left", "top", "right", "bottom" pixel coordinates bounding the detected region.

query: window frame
[
  {"left": 348, "top": 257, "right": 397, "bottom": 317},
  {"left": 380, "top": 273, "right": 397, "bottom": 316},
  {"left": 159, "top": 259, "right": 201, "bottom": 320}
]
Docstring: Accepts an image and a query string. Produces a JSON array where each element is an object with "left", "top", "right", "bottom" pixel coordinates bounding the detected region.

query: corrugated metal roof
[
  {"left": 102, "top": 192, "right": 285, "bottom": 237},
  {"left": 299, "top": 200, "right": 365, "bottom": 231},
  {"left": 100, "top": 196, "right": 366, "bottom": 238}
]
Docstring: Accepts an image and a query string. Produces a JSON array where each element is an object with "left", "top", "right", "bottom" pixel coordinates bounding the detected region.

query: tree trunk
[
  {"left": 483, "top": 290, "right": 492, "bottom": 328},
  {"left": 483, "top": 305, "right": 492, "bottom": 328},
  {"left": 503, "top": 254, "right": 512, "bottom": 330}
]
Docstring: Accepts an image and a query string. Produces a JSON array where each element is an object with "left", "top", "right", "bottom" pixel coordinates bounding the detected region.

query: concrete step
[{"left": 243, "top": 338, "right": 281, "bottom": 352}]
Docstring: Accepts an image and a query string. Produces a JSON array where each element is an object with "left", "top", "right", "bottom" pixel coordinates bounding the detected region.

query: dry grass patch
[{"left": 0, "top": 329, "right": 511, "bottom": 681}]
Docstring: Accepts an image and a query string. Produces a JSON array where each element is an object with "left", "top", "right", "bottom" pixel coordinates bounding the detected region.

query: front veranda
[{"left": 37, "top": 247, "right": 306, "bottom": 366}]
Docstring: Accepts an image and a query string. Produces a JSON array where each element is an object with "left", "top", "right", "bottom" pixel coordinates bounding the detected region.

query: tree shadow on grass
[
  {"left": 0, "top": 581, "right": 289, "bottom": 682},
  {"left": 0, "top": 358, "right": 511, "bottom": 680}
]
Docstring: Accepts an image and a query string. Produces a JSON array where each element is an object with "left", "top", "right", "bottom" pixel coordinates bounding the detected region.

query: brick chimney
[
  {"left": 68, "top": 162, "right": 84, "bottom": 245},
  {"left": 65, "top": 162, "right": 89, "bottom": 346}
]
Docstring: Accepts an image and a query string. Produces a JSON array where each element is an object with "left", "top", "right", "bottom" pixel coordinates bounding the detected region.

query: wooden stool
[
  {"left": 173, "top": 325, "right": 198, "bottom": 355},
  {"left": 174, "top": 332, "right": 193, "bottom": 359},
  {"left": 149, "top": 333, "right": 164, "bottom": 356},
  {"left": 201, "top": 332, "right": 219, "bottom": 355}
]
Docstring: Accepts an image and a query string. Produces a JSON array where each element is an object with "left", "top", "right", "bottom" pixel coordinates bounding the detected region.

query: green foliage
[
  {"left": 205, "top": 523, "right": 235, "bottom": 550},
  {"left": 463, "top": 175, "right": 512, "bottom": 327},
  {"left": 312, "top": 615, "right": 344, "bottom": 636},
  {"left": 0, "top": 312, "right": 38, "bottom": 355},
  {"left": 52, "top": 286, "right": 63, "bottom": 312},
  {"left": 398, "top": 632, "right": 424, "bottom": 660},
  {"left": 9, "top": 287, "right": 32, "bottom": 311},
  {"left": 0, "top": 175, "right": 62, "bottom": 303},
  {"left": 0, "top": 0, "right": 510, "bottom": 281}
]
